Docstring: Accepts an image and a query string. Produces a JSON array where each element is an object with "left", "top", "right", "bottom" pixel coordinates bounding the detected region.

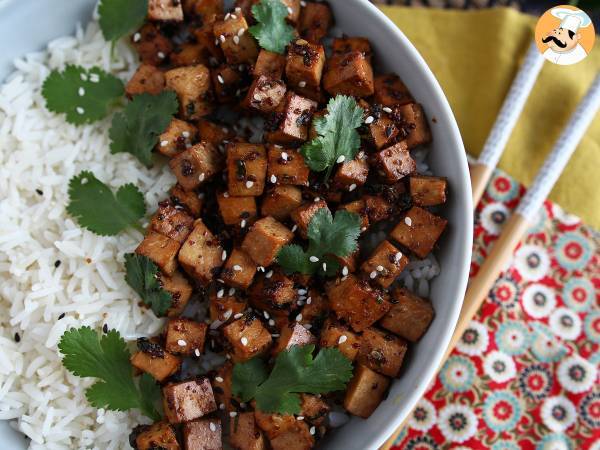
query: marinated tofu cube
[
  {"left": 157, "top": 118, "right": 198, "bottom": 158},
  {"left": 241, "top": 217, "right": 293, "bottom": 266},
  {"left": 373, "top": 140, "right": 416, "bottom": 183},
  {"left": 265, "top": 93, "right": 317, "bottom": 146},
  {"left": 374, "top": 74, "right": 413, "bottom": 107},
  {"left": 158, "top": 270, "right": 194, "bottom": 317},
  {"left": 163, "top": 378, "right": 217, "bottom": 424},
  {"left": 319, "top": 319, "right": 360, "bottom": 361},
  {"left": 136, "top": 232, "right": 180, "bottom": 276},
  {"left": 290, "top": 199, "right": 329, "bottom": 239},
  {"left": 148, "top": 0, "right": 184, "bottom": 21},
  {"left": 230, "top": 412, "right": 267, "bottom": 450},
  {"left": 249, "top": 271, "right": 296, "bottom": 312},
  {"left": 182, "top": 419, "right": 222, "bottom": 450},
  {"left": 254, "top": 50, "right": 286, "bottom": 79},
  {"left": 254, "top": 409, "right": 297, "bottom": 439},
  {"left": 170, "top": 43, "right": 208, "bottom": 68},
  {"left": 381, "top": 288, "right": 435, "bottom": 342},
  {"left": 333, "top": 152, "right": 369, "bottom": 190},
  {"left": 213, "top": 13, "right": 259, "bottom": 65},
  {"left": 364, "top": 195, "right": 393, "bottom": 224},
  {"left": 390, "top": 206, "right": 447, "bottom": 258},
  {"left": 267, "top": 146, "right": 310, "bottom": 186},
  {"left": 222, "top": 248, "right": 257, "bottom": 289},
  {"left": 334, "top": 249, "right": 360, "bottom": 274},
  {"left": 178, "top": 219, "right": 224, "bottom": 284},
  {"left": 211, "top": 64, "right": 244, "bottom": 103},
  {"left": 217, "top": 193, "right": 257, "bottom": 227},
  {"left": 300, "top": 394, "right": 330, "bottom": 426},
  {"left": 131, "top": 341, "right": 181, "bottom": 382},
  {"left": 339, "top": 200, "right": 369, "bottom": 231},
  {"left": 150, "top": 199, "right": 194, "bottom": 243},
  {"left": 165, "top": 65, "right": 213, "bottom": 120},
  {"left": 326, "top": 275, "right": 390, "bottom": 332},
  {"left": 343, "top": 364, "right": 390, "bottom": 418},
  {"left": 212, "top": 362, "right": 233, "bottom": 411},
  {"left": 197, "top": 119, "right": 235, "bottom": 145},
  {"left": 261, "top": 185, "right": 303, "bottom": 221},
  {"left": 298, "top": 288, "right": 328, "bottom": 327},
  {"left": 368, "top": 112, "right": 399, "bottom": 150},
  {"left": 209, "top": 288, "right": 247, "bottom": 323},
  {"left": 410, "top": 175, "right": 447, "bottom": 207},
  {"left": 136, "top": 421, "right": 180, "bottom": 450},
  {"left": 126, "top": 63, "right": 165, "bottom": 97},
  {"left": 397, "top": 103, "right": 431, "bottom": 149},
  {"left": 183, "top": 0, "right": 224, "bottom": 19},
  {"left": 223, "top": 314, "right": 273, "bottom": 361},
  {"left": 331, "top": 37, "right": 372, "bottom": 60},
  {"left": 193, "top": 21, "right": 225, "bottom": 62},
  {"left": 360, "top": 240, "right": 408, "bottom": 289},
  {"left": 243, "top": 76, "right": 287, "bottom": 113},
  {"left": 269, "top": 421, "right": 314, "bottom": 450},
  {"left": 285, "top": 40, "right": 326, "bottom": 97},
  {"left": 170, "top": 183, "right": 203, "bottom": 217},
  {"left": 132, "top": 24, "right": 173, "bottom": 66},
  {"left": 272, "top": 323, "right": 315, "bottom": 354},
  {"left": 227, "top": 143, "right": 268, "bottom": 196},
  {"left": 299, "top": 2, "right": 332, "bottom": 43},
  {"left": 323, "top": 51, "right": 374, "bottom": 98},
  {"left": 170, "top": 142, "right": 224, "bottom": 191},
  {"left": 357, "top": 327, "right": 408, "bottom": 377},
  {"left": 165, "top": 318, "right": 208, "bottom": 356}
]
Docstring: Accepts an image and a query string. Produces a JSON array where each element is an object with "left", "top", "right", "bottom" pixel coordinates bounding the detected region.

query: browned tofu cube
[
  {"left": 368, "top": 112, "right": 399, "bottom": 150},
  {"left": 265, "top": 93, "right": 317, "bottom": 146},
  {"left": 158, "top": 270, "right": 194, "bottom": 317},
  {"left": 197, "top": 119, "right": 235, "bottom": 145},
  {"left": 374, "top": 74, "right": 414, "bottom": 107},
  {"left": 157, "top": 118, "right": 198, "bottom": 158},
  {"left": 334, "top": 249, "right": 360, "bottom": 274},
  {"left": 165, "top": 318, "right": 208, "bottom": 355},
  {"left": 326, "top": 275, "right": 390, "bottom": 332},
  {"left": 183, "top": 0, "right": 224, "bottom": 20},
  {"left": 357, "top": 327, "right": 408, "bottom": 377},
  {"left": 373, "top": 141, "right": 416, "bottom": 183},
  {"left": 178, "top": 219, "right": 224, "bottom": 284},
  {"left": 131, "top": 342, "right": 181, "bottom": 382},
  {"left": 410, "top": 175, "right": 447, "bottom": 207},
  {"left": 222, "top": 248, "right": 257, "bottom": 289},
  {"left": 390, "top": 206, "right": 447, "bottom": 258},
  {"left": 212, "top": 362, "right": 233, "bottom": 411},
  {"left": 360, "top": 240, "right": 408, "bottom": 289},
  {"left": 182, "top": 419, "right": 222, "bottom": 450},
  {"left": 209, "top": 289, "right": 247, "bottom": 323},
  {"left": 254, "top": 409, "right": 297, "bottom": 439},
  {"left": 261, "top": 185, "right": 303, "bottom": 221},
  {"left": 331, "top": 37, "right": 372, "bottom": 60},
  {"left": 213, "top": 13, "right": 259, "bottom": 64},
  {"left": 397, "top": 103, "right": 431, "bottom": 148},
  {"left": 132, "top": 24, "right": 173, "bottom": 66},
  {"left": 211, "top": 64, "right": 244, "bottom": 103},
  {"left": 148, "top": 0, "right": 184, "bottom": 21},
  {"left": 126, "top": 63, "right": 165, "bottom": 98},
  {"left": 319, "top": 319, "right": 360, "bottom": 361},
  {"left": 170, "top": 183, "right": 203, "bottom": 217},
  {"left": 165, "top": 65, "right": 213, "bottom": 120},
  {"left": 170, "top": 43, "right": 209, "bottom": 68},
  {"left": 272, "top": 323, "right": 315, "bottom": 354},
  {"left": 300, "top": 394, "right": 329, "bottom": 426},
  {"left": 339, "top": 200, "right": 369, "bottom": 231},
  {"left": 267, "top": 146, "right": 310, "bottom": 186},
  {"left": 163, "top": 378, "right": 217, "bottom": 424},
  {"left": 150, "top": 199, "right": 194, "bottom": 243},
  {"left": 136, "top": 421, "right": 180, "bottom": 450},
  {"left": 249, "top": 271, "right": 297, "bottom": 313},
  {"left": 230, "top": 412, "right": 267, "bottom": 450},
  {"left": 136, "top": 232, "right": 180, "bottom": 276},
  {"left": 254, "top": 50, "right": 286, "bottom": 79},
  {"left": 323, "top": 51, "right": 374, "bottom": 98},
  {"left": 364, "top": 195, "right": 393, "bottom": 224},
  {"left": 298, "top": 288, "right": 328, "bottom": 327},
  {"left": 193, "top": 21, "right": 225, "bottom": 62},
  {"left": 381, "top": 288, "right": 435, "bottom": 342},
  {"left": 169, "top": 142, "right": 224, "bottom": 191},
  {"left": 343, "top": 364, "right": 390, "bottom": 418},
  {"left": 243, "top": 76, "right": 287, "bottom": 113},
  {"left": 227, "top": 143, "right": 268, "bottom": 196},
  {"left": 299, "top": 2, "right": 332, "bottom": 43},
  {"left": 269, "top": 421, "right": 314, "bottom": 450},
  {"left": 241, "top": 217, "right": 293, "bottom": 266},
  {"left": 333, "top": 152, "right": 369, "bottom": 190},
  {"left": 290, "top": 199, "right": 329, "bottom": 239},
  {"left": 285, "top": 40, "right": 326, "bottom": 97},
  {"left": 223, "top": 314, "right": 273, "bottom": 361},
  {"left": 217, "top": 193, "right": 257, "bottom": 226}
]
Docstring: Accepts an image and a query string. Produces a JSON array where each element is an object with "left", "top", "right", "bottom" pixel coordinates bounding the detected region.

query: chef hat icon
[{"left": 550, "top": 7, "right": 592, "bottom": 33}]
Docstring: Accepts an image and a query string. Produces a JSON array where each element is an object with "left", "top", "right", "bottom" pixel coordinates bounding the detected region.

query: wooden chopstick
[{"left": 380, "top": 72, "right": 600, "bottom": 450}]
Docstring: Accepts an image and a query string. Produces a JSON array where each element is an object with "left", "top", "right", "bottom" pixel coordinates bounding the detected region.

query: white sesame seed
[
  {"left": 395, "top": 251, "right": 403, "bottom": 261},
  {"left": 81, "top": 177, "right": 88, "bottom": 185},
  {"left": 322, "top": 262, "right": 327, "bottom": 271},
  {"left": 235, "top": 7, "right": 241, "bottom": 12},
  {"left": 361, "top": 227, "right": 367, "bottom": 232},
  {"left": 281, "top": 152, "right": 288, "bottom": 160},
  {"left": 404, "top": 217, "right": 413, "bottom": 226},
  {"left": 222, "top": 250, "right": 227, "bottom": 261},
  {"left": 217, "top": 74, "right": 225, "bottom": 84},
  {"left": 297, "top": 416, "right": 305, "bottom": 421},
  {"left": 133, "top": 32, "right": 141, "bottom": 42},
  {"left": 298, "top": 289, "right": 307, "bottom": 295},
  {"left": 160, "top": 140, "right": 169, "bottom": 147},
  {"left": 241, "top": 337, "right": 248, "bottom": 346},
  {"left": 338, "top": 335, "right": 348, "bottom": 344},
  {"left": 230, "top": 13, "right": 237, "bottom": 19},
  {"left": 233, "top": 264, "right": 242, "bottom": 271},
  {"left": 219, "top": 35, "right": 226, "bottom": 43},
  {"left": 233, "top": 35, "right": 240, "bottom": 45},
  {"left": 297, "top": 300, "right": 305, "bottom": 306},
  {"left": 80, "top": 73, "right": 88, "bottom": 81},
  {"left": 90, "top": 73, "right": 100, "bottom": 83},
  {"left": 223, "top": 192, "right": 230, "bottom": 198},
  {"left": 377, "top": 265, "right": 384, "bottom": 272},
  {"left": 223, "top": 309, "right": 233, "bottom": 320},
  {"left": 229, "top": 411, "right": 238, "bottom": 417},
  {"left": 309, "top": 256, "right": 319, "bottom": 262},
  {"left": 157, "top": 52, "right": 165, "bottom": 59},
  {"left": 365, "top": 116, "right": 374, "bottom": 124},
  {"left": 263, "top": 311, "right": 270, "bottom": 319},
  {"left": 266, "top": 270, "right": 273, "bottom": 278},
  {"left": 246, "top": 180, "right": 254, "bottom": 188},
  {"left": 301, "top": 0, "right": 307, "bottom": 6},
  {"left": 306, "top": 297, "right": 312, "bottom": 304},
  {"left": 182, "top": 131, "right": 190, "bottom": 138},
  {"left": 229, "top": 288, "right": 235, "bottom": 296},
  {"left": 78, "top": 87, "right": 85, "bottom": 96},
  {"left": 215, "top": 38, "right": 220, "bottom": 46},
  {"left": 269, "top": 319, "right": 275, "bottom": 326},
  {"left": 287, "top": 6, "right": 293, "bottom": 14},
  {"left": 239, "top": 64, "right": 246, "bottom": 71},
  {"left": 238, "top": 28, "right": 245, "bottom": 36},
  {"left": 224, "top": 12, "right": 231, "bottom": 20},
  {"left": 177, "top": 339, "right": 187, "bottom": 347},
  {"left": 383, "top": 107, "right": 393, "bottom": 113},
  {"left": 76, "top": 107, "right": 84, "bottom": 115},
  {"left": 370, "top": 271, "right": 377, "bottom": 279},
  {"left": 342, "top": 266, "right": 349, "bottom": 276},
  {"left": 270, "top": 174, "right": 277, "bottom": 183},
  {"left": 234, "top": 313, "right": 243, "bottom": 319},
  {"left": 257, "top": 266, "right": 265, "bottom": 272},
  {"left": 199, "top": 173, "right": 206, "bottom": 182},
  {"left": 194, "top": 348, "right": 201, "bottom": 357},
  {"left": 217, "top": 289, "right": 224, "bottom": 298},
  {"left": 209, "top": 422, "right": 217, "bottom": 432},
  {"left": 291, "top": 224, "right": 298, "bottom": 232},
  {"left": 219, "top": 403, "right": 226, "bottom": 410},
  {"left": 304, "top": 323, "right": 312, "bottom": 329},
  {"left": 272, "top": 333, "right": 280, "bottom": 338},
  {"left": 310, "top": 426, "right": 316, "bottom": 435},
  {"left": 348, "top": 183, "right": 357, "bottom": 192},
  {"left": 295, "top": 314, "right": 303, "bottom": 322},
  {"left": 298, "top": 81, "right": 307, "bottom": 88},
  {"left": 336, "top": 155, "right": 346, "bottom": 163},
  {"left": 240, "top": 219, "right": 247, "bottom": 228},
  {"left": 215, "top": 376, "right": 224, "bottom": 383}
]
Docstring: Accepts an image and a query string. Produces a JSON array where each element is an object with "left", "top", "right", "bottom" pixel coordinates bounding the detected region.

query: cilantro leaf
[
  {"left": 41, "top": 65, "right": 124, "bottom": 125},
  {"left": 66, "top": 171, "right": 146, "bottom": 236},
  {"left": 249, "top": 0, "right": 295, "bottom": 54},
  {"left": 301, "top": 95, "right": 364, "bottom": 179},
  {"left": 232, "top": 345, "right": 353, "bottom": 414},
  {"left": 110, "top": 91, "right": 179, "bottom": 167},
  {"left": 99, "top": 0, "right": 148, "bottom": 42},
  {"left": 59, "top": 326, "right": 161, "bottom": 420},
  {"left": 124, "top": 253, "right": 172, "bottom": 316},
  {"left": 277, "top": 209, "right": 361, "bottom": 276}
]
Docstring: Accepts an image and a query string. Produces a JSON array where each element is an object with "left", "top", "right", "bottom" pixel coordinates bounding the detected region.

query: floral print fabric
[{"left": 392, "top": 169, "right": 599, "bottom": 449}]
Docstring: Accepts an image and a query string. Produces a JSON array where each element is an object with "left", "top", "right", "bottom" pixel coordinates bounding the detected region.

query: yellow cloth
[{"left": 381, "top": 6, "right": 600, "bottom": 228}]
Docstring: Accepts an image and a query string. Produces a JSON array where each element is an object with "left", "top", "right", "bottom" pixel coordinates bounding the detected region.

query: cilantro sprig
[
  {"left": 99, "top": 0, "right": 148, "bottom": 42},
  {"left": 110, "top": 91, "right": 179, "bottom": 167},
  {"left": 125, "top": 254, "right": 172, "bottom": 316},
  {"left": 233, "top": 345, "right": 353, "bottom": 414},
  {"left": 277, "top": 209, "right": 361, "bottom": 276},
  {"left": 58, "top": 326, "right": 161, "bottom": 420},
  {"left": 301, "top": 95, "right": 364, "bottom": 179},
  {"left": 42, "top": 65, "right": 124, "bottom": 125},
  {"left": 67, "top": 171, "right": 146, "bottom": 236},
  {"left": 250, "top": 0, "right": 295, "bottom": 54}
]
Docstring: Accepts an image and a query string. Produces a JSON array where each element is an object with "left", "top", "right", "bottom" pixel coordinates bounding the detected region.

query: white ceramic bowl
[{"left": 0, "top": 1, "right": 472, "bottom": 448}]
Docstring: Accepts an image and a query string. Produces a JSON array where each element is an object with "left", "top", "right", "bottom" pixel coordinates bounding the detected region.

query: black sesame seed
[
  {"left": 14, "top": 332, "right": 20, "bottom": 342},
  {"left": 35, "top": 189, "right": 43, "bottom": 196},
  {"left": 54, "top": 260, "right": 61, "bottom": 268},
  {"left": 102, "top": 323, "right": 108, "bottom": 334},
  {"left": 58, "top": 313, "right": 66, "bottom": 320}
]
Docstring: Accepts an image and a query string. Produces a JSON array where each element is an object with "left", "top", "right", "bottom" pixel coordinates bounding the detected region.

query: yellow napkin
[{"left": 381, "top": 6, "right": 600, "bottom": 229}]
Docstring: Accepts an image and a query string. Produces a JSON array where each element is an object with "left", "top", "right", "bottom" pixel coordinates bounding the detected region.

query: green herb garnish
[
  {"left": 98, "top": 0, "right": 148, "bottom": 42},
  {"left": 249, "top": 0, "right": 295, "bottom": 54},
  {"left": 124, "top": 253, "right": 172, "bottom": 316}
]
